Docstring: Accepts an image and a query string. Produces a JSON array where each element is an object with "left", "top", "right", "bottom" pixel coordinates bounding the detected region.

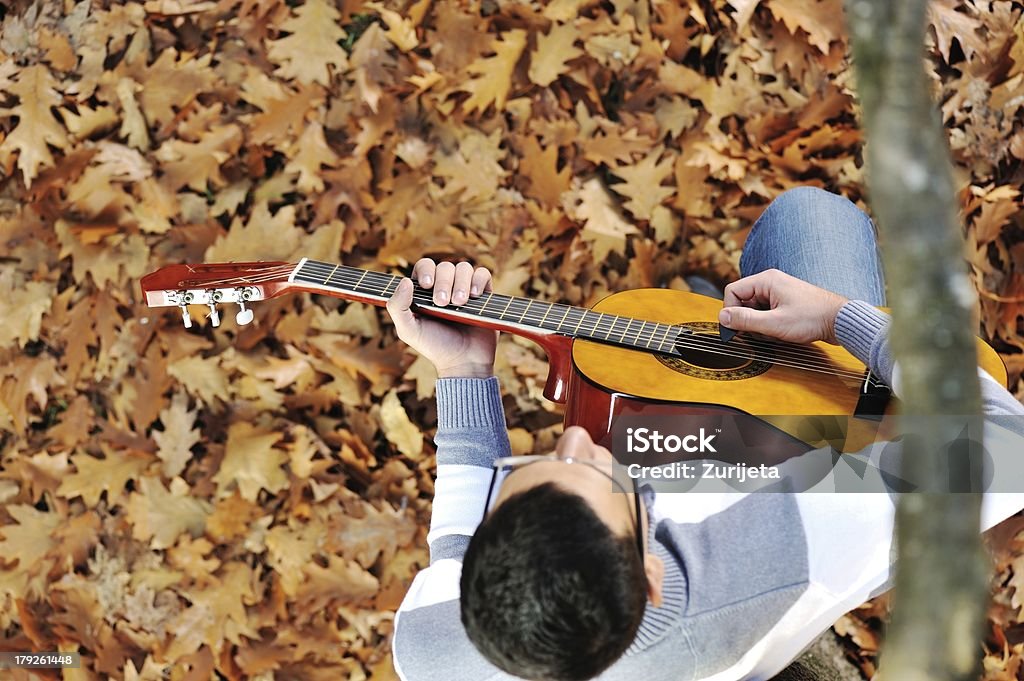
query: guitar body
[{"left": 563, "top": 289, "right": 1008, "bottom": 453}]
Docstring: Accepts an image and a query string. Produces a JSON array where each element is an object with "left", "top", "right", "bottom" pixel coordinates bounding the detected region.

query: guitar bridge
[{"left": 854, "top": 369, "right": 892, "bottom": 419}]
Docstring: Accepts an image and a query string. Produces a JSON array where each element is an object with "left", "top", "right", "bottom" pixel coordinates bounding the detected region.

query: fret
[
  {"left": 655, "top": 325, "right": 672, "bottom": 353},
  {"left": 620, "top": 317, "right": 633, "bottom": 343},
  {"left": 518, "top": 299, "right": 533, "bottom": 323},
  {"left": 602, "top": 314, "right": 619, "bottom": 341},
  {"left": 554, "top": 305, "right": 573, "bottom": 332},
  {"left": 352, "top": 269, "right": 370, "bottom": 291},
  {"left": 537, "top": 302, "right": 553, "bottom": 329},
  {"left": 637, "top": 320, "right": 651, "bottom": 348},
  {"left": 478, "top": 292, "right": 494, "bottom": 316},
  {"left": 498, "top": 295, "right": 514, "bottom": 320},
  {"left": 593, "top": 312, "right": 606, "bottom": 339},
  {"left": 506, "top": 297, "right": 529, "bottom": 322},
  {"left": 325, "top": 263, "right": 340, "bottom": 287},
  {"left": 572, "top": 309, "right": 589, "bottom": 335}
]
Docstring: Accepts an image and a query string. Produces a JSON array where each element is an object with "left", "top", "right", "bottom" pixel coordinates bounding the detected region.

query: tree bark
[{"left": 843, "top": 2, "right": 989, "bottom": 681}]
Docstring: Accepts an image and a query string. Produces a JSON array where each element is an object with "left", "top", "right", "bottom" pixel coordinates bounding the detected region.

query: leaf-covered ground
[{"left": 1, "top": 0, "right": 1023, "bottom": 678}]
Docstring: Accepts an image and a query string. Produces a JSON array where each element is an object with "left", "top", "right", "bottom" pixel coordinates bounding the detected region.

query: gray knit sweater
[{"left": 393, "top": 301, "right": 1024, "bottom": 681}]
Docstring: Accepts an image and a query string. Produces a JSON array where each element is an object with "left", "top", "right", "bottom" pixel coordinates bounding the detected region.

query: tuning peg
[
  {"left": 180, "top": 304, "right": 192, "bottom": 329},
  {"left": 207, "top": 303, "right": 220, "bottom": 328},
  {"left": 236, "top": 301, "right": 254, "bottom": 326}
]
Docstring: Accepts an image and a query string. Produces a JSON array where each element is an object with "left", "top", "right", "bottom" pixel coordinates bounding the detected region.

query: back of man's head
[{"left": 459, "top": 482, "right": 648, "bottom": 681}]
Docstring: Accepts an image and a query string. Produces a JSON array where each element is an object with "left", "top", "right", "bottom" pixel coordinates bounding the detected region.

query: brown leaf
[
  {"left": 459, "top": 29, "right": 527, "bottom": 115},
  {"left": 0, "top": 64, "right": 70, "bottom": 186},
  {"left": 529, "top": 22, "right": 583, "bottom": 87},
  {"left": 267, "top": 0, "right": 349, "bottom": 86}
]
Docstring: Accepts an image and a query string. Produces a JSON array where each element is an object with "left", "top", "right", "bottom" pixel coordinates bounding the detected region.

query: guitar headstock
[{"left": 139, "top": 261, "right": 296, "bottom": 328}]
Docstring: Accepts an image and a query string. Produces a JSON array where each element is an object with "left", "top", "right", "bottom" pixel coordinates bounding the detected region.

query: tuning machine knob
[
  {"left": 180, "top": 304, "right": 192, "bottom": 329},
  {"left": 207, "top": 303, "right": 220, "bottom": 328},
  {"left": 236, "top": 301, "right": 254, "bottom": 326}
]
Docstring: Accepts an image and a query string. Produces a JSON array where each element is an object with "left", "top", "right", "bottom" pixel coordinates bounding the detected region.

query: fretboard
[{"left": 289, "top": 258, "right": 684, "bottom": 353}]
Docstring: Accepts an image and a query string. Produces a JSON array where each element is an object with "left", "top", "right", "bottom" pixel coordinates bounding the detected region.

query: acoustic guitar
[{"left": 140, "top": 258, "right": 1008, "bottom": 457}]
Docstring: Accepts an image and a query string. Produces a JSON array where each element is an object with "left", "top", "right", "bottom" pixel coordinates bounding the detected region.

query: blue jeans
[{"left": 740, "top": 187, "right": 887, "bottom": 306}]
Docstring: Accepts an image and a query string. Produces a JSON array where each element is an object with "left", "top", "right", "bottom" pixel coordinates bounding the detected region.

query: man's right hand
[
  {"left": 386, "top": 258, "right": 499, "bottom": 379},
  {"left": 719, "top": 269, "right": 850, "bottom": 344}
]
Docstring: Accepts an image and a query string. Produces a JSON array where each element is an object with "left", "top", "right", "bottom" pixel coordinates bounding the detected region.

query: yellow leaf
[
  {"left": 433, "top": 127, "right": 507, "bottom": 204},
  {"left": 460, "top": 29, "right": 527, "bottom": 115},
  {"left": 928, "top": 0, "right": 986, "bottom": 64},
  {"left": 267, "top": 0, "right": 349, "bottom": 86},
  {"left": 365, "top": 2, "right": 419, "bottom": 52},
  {"left": 379, "top": 390, "right": 423, "bottom": 460},
  {"left": 0, "top": 64, "right": 70, "bottom": 187},
  {"left": 563, "top": 177, "right": 639, "bottom": 261},
  {"left": 154, "top": 123, "right": 242, "bottom": 192},
  {"left": 0, "top": 505, "right": 60, "bottom": 599},
  {"left": 213, "top": 421, "right": 289, "bottom": 502},
  {"left": 204, "top": 200, "right": 303, "bottom": 263},
  {"left": 285, "top": 120, "right": 339, "bottom": 193},
  {"left": 728, "top": 0, "right": 762, "bottom": 30},
  {"left": 116, "top": 77, "right": 150, "bottom": 150},
  {"left": 153, "top": 391, "right": 201, "bottom": 478},
  {"left": 126, "top": 476, "right": 209, "bottom": 549},
  {"left": 529, "top": 22, "right": 583, "bottom": 87},
  {"left": 0, "top": 268, "right": 54, "bottom": 351},
  {"left": 167, "top": 355, "right": 231, "bottom": 407},
  {"left": 266, "top": 520, "right": 322, "bottom": 597},
  {"left": 519, "top": 135, "right": 572, "bottom": 207},
  {"left": 54, "top": 219, "right": 149, "bottom": 289},
  {"left": 610, "top": 145, "right": 676, "bottom": 220},
  {"left": 766, "top": 0, "right": 844, "bottom": 54},
  {"left": 57, "top": 445, "right": 151, "bottom": 507}
]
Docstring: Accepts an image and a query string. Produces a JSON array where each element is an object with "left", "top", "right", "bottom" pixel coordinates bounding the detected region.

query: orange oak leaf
[
  {"left": 0, "top": 505, "right": 60, "bottom": 600},
  {"left": 928, "top": 0, "right": 987, "bottom": 64},
  {"left": 126, "top": 476, "right": 210, "bottom": 549},
  {"left": 266, "top": 0, "right": 349, "bottom": 86},
  {"left": 0, "top": 268, "right": 55, "bottom": 351},
  {"left": 518, "top": 135, "right": 572, "bottom": 207},
  {"left": 213, "top": 421, "right": 289, "bottom": 502},
  {"left": 766, "top": 0, "right": 844, "bottom": 54},
  {"left": 365, "top": 2, "right": 418, "bottom": 52},
  {"left": 153, "top": 391, "right": 201, "bottom": 478},
  {"left": 610, "top": 145, "right": 676, "bottom": 220},
  {"left": 529, "top": 22, "right": 583, "bottom": 87},
  {"left": 285, "top": 121, "right": 340, "bottom": 193},
  {"left": 378, "top": 390, "right": 423, "bottom": 460},
  {"left": 460, "top": 29, "right": 527, "bottom": 115},
  {"left": 126, "top": 48, "right": 216, "bottom": 129},
  {"left": 563, "top": 176, "right": 639, "bottom": 261},
  {"left": 57, "top": 445, "right": 151, "bottom": 507},
  {"left": 0, "top": 64, "right": 70, "bottom": 187}
]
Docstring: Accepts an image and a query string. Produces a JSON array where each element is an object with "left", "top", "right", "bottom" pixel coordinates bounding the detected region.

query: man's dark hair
[{"left": 459, "top": 482, "right": 648, "bottom": 681}]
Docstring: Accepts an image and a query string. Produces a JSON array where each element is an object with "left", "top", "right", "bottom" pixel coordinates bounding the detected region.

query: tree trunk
[{"left": 843, "top": 2, "right": 989, "bottom": 681}]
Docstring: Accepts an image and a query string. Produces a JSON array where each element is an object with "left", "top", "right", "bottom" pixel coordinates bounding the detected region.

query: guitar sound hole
[
  {"left": 675, "top": 334, "right": 751, "bottom": 370},
  {"left": 655, "top": 322, "right": 772, "bottom": 381}
]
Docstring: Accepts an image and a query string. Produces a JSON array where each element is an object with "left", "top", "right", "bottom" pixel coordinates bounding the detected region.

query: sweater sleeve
[
  {"left": 427, "top": 376, "right": 513, "bottom": 564},
  {"left": 834, "top": 299, "right": 1024, "bottom": 417},
  {"left": 393, "top": 377, "right": 518, "bottom": 681}
]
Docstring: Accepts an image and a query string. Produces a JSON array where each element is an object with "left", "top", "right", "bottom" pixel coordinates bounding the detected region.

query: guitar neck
[{"left": 289, "top": 258, "right": 681, "bottom": 352}]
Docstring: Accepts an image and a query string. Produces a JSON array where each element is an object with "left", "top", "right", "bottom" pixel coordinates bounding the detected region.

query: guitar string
[
  {"left": 294, "top": 263, "right": 882, "bottom": 384},
  {"left": 171, "top": 262, "right": 883, "bottom": 384},
  {"left": 288, "top": 261, "right": 880, "bottom": 366},
  {"left": 292, "top": 262, "right": 881, "bottom": 379}
]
